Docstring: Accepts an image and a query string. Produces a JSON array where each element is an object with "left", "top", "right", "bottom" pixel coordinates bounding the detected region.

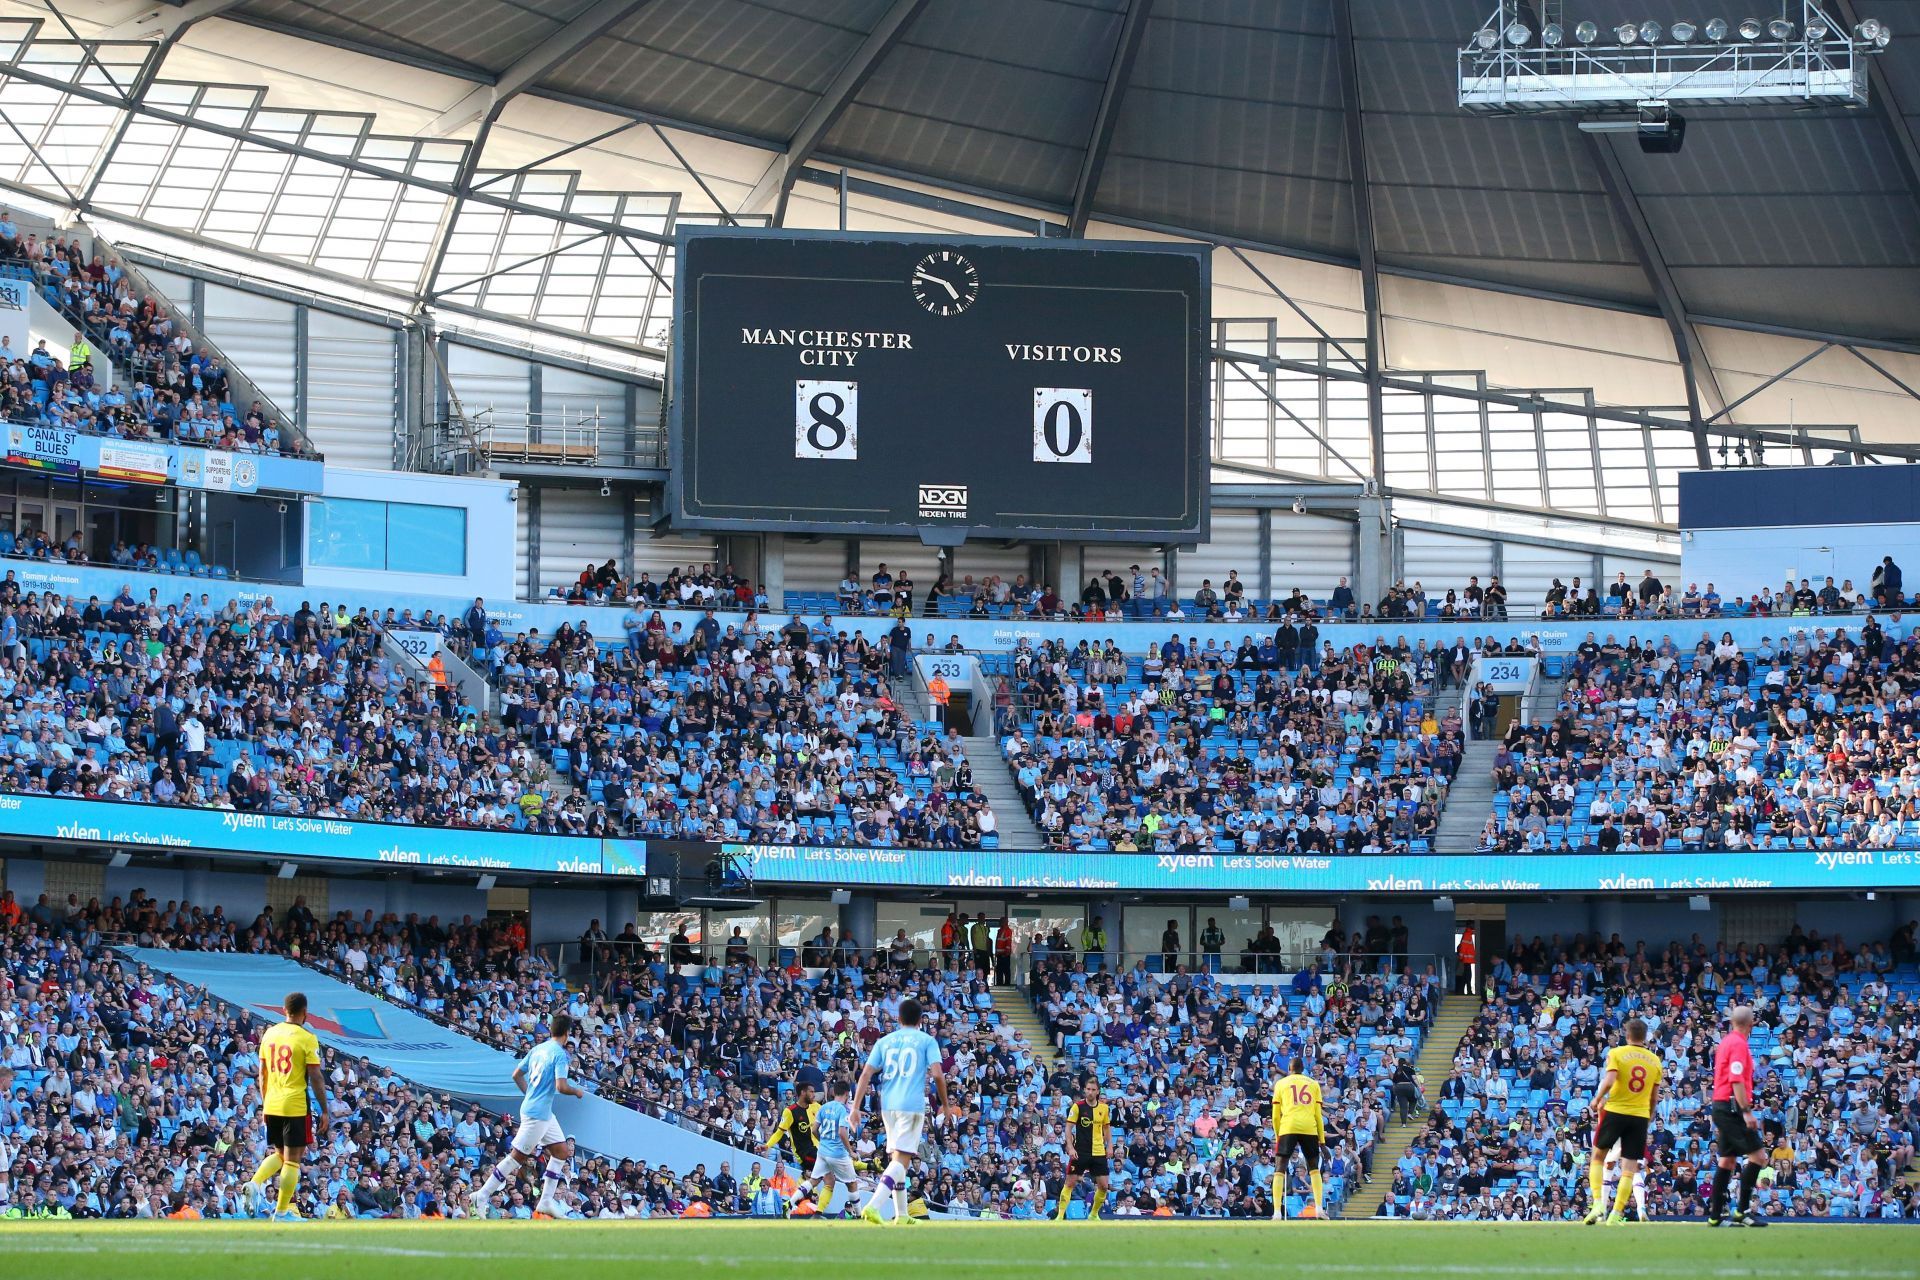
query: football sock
[
  {"left": 1588, "top": 1159, "right": 1606, "bottom": 1211},
  {"left": 478, "top": 1157, "right": 518, "bottom": 1201},
  {"left": 894, "top": 1171, "right": 909, "bottom": 1222},
  {"left": 1737, "top": 1163, "right": 1761, "bottom": 1213},
  {"left": 250, "top": 1152, "right": 283, "bottom": 1186},
  {"left": 1633, "top": 1176, "right": 1647, "bottom": 1219},
  {"left": 539, "top": 1158, "right": 567, "bottom": 1212},
  {"left": 1611, "top": 1173, "right": 1633, "bottom": 1217},
  {"left": 863, "top": 1161, "right": 906, "bottom": 1214},
  {"left": 1089, "top": 1187, "right": 1107, "bottom": 1220},
  {"left": 1708, "top": 1166, "right": 1732, "bottom": 1218},
  {"left": 275, "top": 1161, "right": 300, "bottom": 1214},
  {"left": 1055, "top": 1184, "right": 1072, "bottom": 1219},
  {"left": 1309, "top": 1170, "right": 1324, "bottom": 1213},
  {"left": 1271, "top": 1173, "right": 1284, "bottom": 1214}
]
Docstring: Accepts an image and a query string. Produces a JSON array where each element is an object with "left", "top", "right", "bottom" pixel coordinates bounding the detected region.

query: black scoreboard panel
[{"left": 667, "top": 230, "right": 1209, "bottom": 542}]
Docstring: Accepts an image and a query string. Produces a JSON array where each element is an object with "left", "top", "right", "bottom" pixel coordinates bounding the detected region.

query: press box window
[{"left": 308, "top": 497, "right": 466, "bottom": 576}]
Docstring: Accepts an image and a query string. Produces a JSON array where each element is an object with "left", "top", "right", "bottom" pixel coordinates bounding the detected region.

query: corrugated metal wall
[
  {"left": 543, "top": 366, "right": 628, "bottom": 438},
  {"left": 1178, "top": 507, "right": 1259, "bottom": 599},
  {"left": 858, "top": 541, "right": 942, "bottom": 599},
  {"left": 949, "top": 543, "right": 1031, "bottom": 591},
  {"left": 445, "top": 343, "right": 531, "bottom": 426},
  {"left": 1501, "top": 543, "right": 1596, "bottom": 616},
  {"left": 139, "top": 265, "right": 192, "bottom": 302},
  {"left": 306, "top": 309, "right": 398, "bottom": 469},
  {"left": 202, "top": 282, "right": 298, "bottom": 409},
  {"left": 535, "top": 488, "right": 625, "bottom": 598},
  {"left": 781, "top": 538, "right": 851, "bottom": 593},
  {"left": 631, "top": 492, "right": 717, "bottom": 577},
  {"left": 515, "top": 491, "right": 532, "bottom": 600},
  {"left": 1269, "top": 512, "right": 1353, "bottom": 599},
  {"left": 1402, "top": 528, "right": 1495, "bottom": 597}
]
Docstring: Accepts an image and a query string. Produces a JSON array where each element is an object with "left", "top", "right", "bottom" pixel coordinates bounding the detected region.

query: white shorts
[
  {"left": 811, "top": 1151, "right": 858, "bottom": 1184},
  {"left": 881, "top": 1110, "right": 925, "bottom": 1155},
  {"left": 511, "top": 1114, "right": 568, "bottom": 1155}
]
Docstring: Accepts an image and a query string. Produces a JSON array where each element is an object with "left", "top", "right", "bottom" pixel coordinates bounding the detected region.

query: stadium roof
[{"left": 156, "top": 0, "right": 1920, "bottom": 348}]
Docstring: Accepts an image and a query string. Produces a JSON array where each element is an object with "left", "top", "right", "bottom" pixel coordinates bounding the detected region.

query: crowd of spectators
[
  {"left": 1392, "top": 924, "right": 1920, "bottom": 1220},
  {"left": 1537, "top": 561, "right": 1911, "bottom": 622},
  {"left": 995, "top": 632, "right": 1477, "bottom": 852},
  {"left": 0, "top": 214, "right": 304, "bottom": 458},
  {"left": 1487, "top": 619, "right": 1920, "bottom": 853}
]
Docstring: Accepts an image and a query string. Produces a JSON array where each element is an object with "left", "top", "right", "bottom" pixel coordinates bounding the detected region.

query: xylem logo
[
  {"left": 376, "top": 845, "right": 422, "bottom": 864},
  {"left": 917, "top": 484, "right": 968, "bottom": 520},
  {"left": 1599, "top": 875, "right": 1655, "bottom": 889},
  {"left": 555, "top": 859, "right": 599, "bottom": 874},
  {"left": 56, "top": 822, "right": 102, "bottom": 840},
  {"left": 1816, "top": 851, "right": 1872, "bottom": 869},
  {"left": 1157, "top": 854, "right": 1216, "bottom": 874},
  {"left": 1366, "top": 876, "right": 1425, "bottom": 891},
  {"left": 946, "top": 871, "right": 1005, "bottom": 887},
  {"left": 222, "top": 812, "right": 267, "bottom": 832}
]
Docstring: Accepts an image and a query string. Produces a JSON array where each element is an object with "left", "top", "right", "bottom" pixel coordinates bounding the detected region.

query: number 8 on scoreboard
[
  {"left": 795, "top": 380, "right": 858, "bottom": 459},
  {"left": 1033, "top": 388, "right": 1092, "bottom": 464}
]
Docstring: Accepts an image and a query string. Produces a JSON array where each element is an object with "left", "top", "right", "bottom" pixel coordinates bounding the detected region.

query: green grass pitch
[{"left": 1, "top": 1220, "right": 1912, "bottom": 1279}]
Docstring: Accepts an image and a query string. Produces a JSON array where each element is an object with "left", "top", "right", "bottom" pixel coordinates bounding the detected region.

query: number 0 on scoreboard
[
  {"left": 796, "top": 380, "right": 858, "bottom": 459},
  {"left": 1034, "top": 388, "right": 1092, "bottom": 464}
]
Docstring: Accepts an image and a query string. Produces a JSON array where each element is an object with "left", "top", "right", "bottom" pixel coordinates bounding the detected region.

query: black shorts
[
  {"left": 265, "top": 1112, "right": 314, "bottom": 1149},
  {"left": 1276, "top": 1133, "right": 1322, "bottom": 1166},
  {"left": 1591, "top": 1110, "right": 1650, "bottom": 1162},
  {"left": 1711, "top": 1102, "right": 1764, "bottom": 1158},
  {"left": 1069, "top": 1155, "right": 1110, "bottom": 1178}
]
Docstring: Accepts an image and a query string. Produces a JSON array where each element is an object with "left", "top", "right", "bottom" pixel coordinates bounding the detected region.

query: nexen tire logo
[{"left": 918, "top": 484, "right": 967, "bottom": 519}]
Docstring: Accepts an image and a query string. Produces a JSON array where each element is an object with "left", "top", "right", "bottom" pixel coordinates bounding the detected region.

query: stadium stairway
[
  {"left": 966, "top": 732, "right": 1047, "bottom": 849},
  {"left": 1338, "top": 995, "right": 1479, "bottom": 1219},
  {"left": 1431, "top": 735, "right": 1501, "bottom": 851},
  {"left": 996, "top": 984, "right": 1055, "bottom": 1052}
]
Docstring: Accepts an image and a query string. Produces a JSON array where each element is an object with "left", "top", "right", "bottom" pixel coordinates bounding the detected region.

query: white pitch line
[{"left": 0, "top": 1237, "right": 1913, "bottom": 1278}]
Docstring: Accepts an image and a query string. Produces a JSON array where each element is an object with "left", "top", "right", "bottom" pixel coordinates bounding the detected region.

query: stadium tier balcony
[
  {"left": 1398, "top": 928, "right": 1920, "bottom": 1221},
  {"left": 1491, "top": 623, "right": 1920, "bottom": 853},
  {"left": 991, "top": 634, "right": 1468, "bottom": 853}
]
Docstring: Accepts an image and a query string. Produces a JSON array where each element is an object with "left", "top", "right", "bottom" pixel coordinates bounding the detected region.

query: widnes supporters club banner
[
  {"left": 5, "top": 789, "right": 1916, "bottom": 892},
  {"left": 0, "top": 429, "right": 320, "bottom": 492}
]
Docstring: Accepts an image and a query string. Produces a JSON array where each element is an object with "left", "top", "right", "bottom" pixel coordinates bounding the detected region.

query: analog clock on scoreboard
[{"left": 667, "top": 229, "right": 1209, "bottom": 543}]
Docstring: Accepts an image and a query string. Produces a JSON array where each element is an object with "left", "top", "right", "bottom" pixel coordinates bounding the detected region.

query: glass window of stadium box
[
  {"left": 875, "top": 901, "right": 957, "bottom": 960},
  {"left": 774, "top": 898, "right": 831, "bottom": 960},
  {"left": 712, "top": 901, "right": 770, "bottom": 960},
  {"left": 640, "top": 908, "right": 702, "bottom": 952}
]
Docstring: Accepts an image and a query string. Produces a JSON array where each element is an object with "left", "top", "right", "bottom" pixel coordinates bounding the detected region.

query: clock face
[{"left": 910, "top": 250, "right": 981, "bottom": 315}]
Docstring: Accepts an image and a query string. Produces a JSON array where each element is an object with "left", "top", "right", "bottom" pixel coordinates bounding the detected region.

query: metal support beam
[
  {"left": 97, "top": 0, "right": 246, "bottom": 42},
  {"left": 1068, "top": 0, "right": 1153, "bottom": 237},
  {"left": 76, "top": 29, "right": 178, "bottom": 209},
  {"left": 1330, "top": 0, "right": 1384, "bottom": 487},
  {"left": 1218, "top": 346, "right": 1920, "bottom": 464},
  {"left": 0, "top": 55, "right": 675, "bottom": 252},
  {"left": 423, "top": 0, "right": 657, "bottom": 138},
  {"left": 1705, "top": 342, "right": 1832, "bottom": 423},
  {"left": 1585, "top": 132, "right": 1723, "bottom": 468},
  {"left": 740, "top": 0, "right": 929, "bottom": 221}
]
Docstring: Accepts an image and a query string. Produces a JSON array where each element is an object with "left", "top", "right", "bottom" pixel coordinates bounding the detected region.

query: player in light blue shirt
[
  {"left": 851, "top": 998, "right": 950, "bottom": 1225},
  {"left": 473, "top": 1012, "right": 585, "bottom": 1218},
  {"left": 807, "top": 1077, "right": 861, "bottom": 1217}
]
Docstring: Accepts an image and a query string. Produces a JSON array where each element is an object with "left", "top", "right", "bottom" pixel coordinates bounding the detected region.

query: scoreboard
[{"left": 666, "top": 229, "right": 1209, "bottom": 543}]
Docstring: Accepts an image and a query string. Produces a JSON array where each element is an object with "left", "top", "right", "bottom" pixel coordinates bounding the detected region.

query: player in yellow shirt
[
  {"left": 1055, "top": 1077, "right": 1112, "bottom": 1220},
  {"left": 1584, "top": 1016, "right": 1663, "bottom": 1226},
  {"left": 1271, "top": 1056, "right": 1326, "bottom": 1220},
  {"left": 250, "top": 992, "right": 328, "bottom": 1221}
]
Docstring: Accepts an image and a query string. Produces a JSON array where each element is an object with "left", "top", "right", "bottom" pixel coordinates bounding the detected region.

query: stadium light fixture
[
  {"left": 1461, "top": 2, "right": 1889, "bottom": 121},
  {"left": 1542, "top": 22, "right": 1565, "bottom": 45}
]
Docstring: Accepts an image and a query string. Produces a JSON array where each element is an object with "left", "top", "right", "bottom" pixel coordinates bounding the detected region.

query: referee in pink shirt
[{"left": 1706, "top": 1005, "right": 1770, "bottom": 1227}]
